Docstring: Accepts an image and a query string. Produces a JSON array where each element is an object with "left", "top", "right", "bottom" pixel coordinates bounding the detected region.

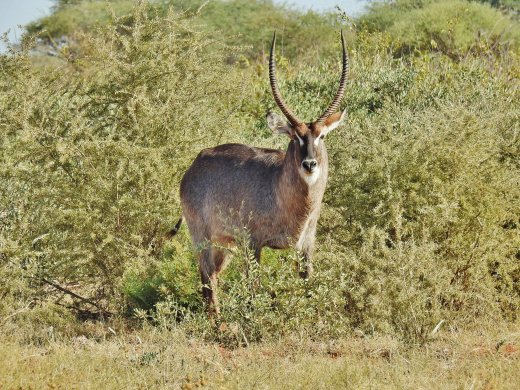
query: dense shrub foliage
[
  {"left": 1, "top": 0, "right": 519, "bottom": 345},
  {"left": 27, "top": 0, "right": 342, "bottom": 61},
  {"left": 360, "top": 0, "right": 520, "bottom": 58},
  {"left": 1, "top": 4, "right": 249, "bottom": 315}
]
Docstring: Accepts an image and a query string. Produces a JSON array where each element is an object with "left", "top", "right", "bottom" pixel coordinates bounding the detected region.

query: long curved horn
[
  {"left": 315, "top": 30, "right": 349, "bottom": 124},
  {"left": 269, "top": 32, "right": 303, "bottom": 128}
]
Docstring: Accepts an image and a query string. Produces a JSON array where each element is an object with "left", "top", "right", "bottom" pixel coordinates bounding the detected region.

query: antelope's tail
[{"left": 165, "top": 217, "right": 183, "bottom": 239}]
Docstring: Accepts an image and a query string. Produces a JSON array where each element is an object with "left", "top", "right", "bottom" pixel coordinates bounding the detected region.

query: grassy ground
[{"left": 1, "top": 322, "right": 519, "bottom": 389}]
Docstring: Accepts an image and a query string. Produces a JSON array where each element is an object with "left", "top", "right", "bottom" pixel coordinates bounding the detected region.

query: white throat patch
[{"left": 300, "top": 166, "right": 321, "bottom": 186}]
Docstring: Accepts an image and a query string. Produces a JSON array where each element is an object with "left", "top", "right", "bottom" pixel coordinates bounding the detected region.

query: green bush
[
  {"left": 1, "top": 0, "right": 519, "bottom": 345},
  {"left": 27, "top": 0, "right": 344, "bottom": 61},
  {"left": 1, "top": 3, "right": 250, "bottom": 315},
  {"left": 122, "top": 230, "right": 200, "bottom": 312},
  {"left": 237, "top": 29, "right": 519, "bottom": 342},
  {"left": 27, "top": 0, "right": 136, "bottom": 38},
  {"left": 360, "top": 0, "right": 520, "bottom": 58}
]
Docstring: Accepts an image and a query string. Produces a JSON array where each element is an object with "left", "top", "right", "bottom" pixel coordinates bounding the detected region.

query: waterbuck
[{"left": 170, "top": 31, "right": 348, "bottom": 314}]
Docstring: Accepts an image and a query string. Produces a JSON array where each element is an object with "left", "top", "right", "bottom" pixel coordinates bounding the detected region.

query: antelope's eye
[{"left": 320, "top": 134, "right": 325, "bottom": 139}]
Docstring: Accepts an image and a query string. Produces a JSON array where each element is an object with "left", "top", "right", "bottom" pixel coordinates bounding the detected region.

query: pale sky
[
  {"left": 0, "top": 0, "right": 368, "bottom": 51},
  {"left": 284, "top": 0, "right": 368, "bottom": 14},
  {"left": 0, "top": 0, "right": 54, "bottom": 50}
]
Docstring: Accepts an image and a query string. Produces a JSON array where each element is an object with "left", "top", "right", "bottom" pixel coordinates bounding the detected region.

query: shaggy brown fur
[
  {"left": 173, "top": 32, "right": 348, "bottom": 314},
  {"left": 177, "top": 113, "right": 344, "bottom": 314}
]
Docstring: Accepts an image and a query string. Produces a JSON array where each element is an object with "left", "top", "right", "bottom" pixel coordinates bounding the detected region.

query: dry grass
[{"left": 1, "top": 322, "right": 519, "bottom": 389}]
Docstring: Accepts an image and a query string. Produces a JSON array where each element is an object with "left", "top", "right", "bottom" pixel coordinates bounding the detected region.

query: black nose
[{"left": 302, "top": 159, "right": 317, "bottom": 172}]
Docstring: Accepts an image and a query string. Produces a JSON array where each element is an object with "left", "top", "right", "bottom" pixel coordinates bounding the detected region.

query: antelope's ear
[
  {"left": 321, "top": 109, "right": 346, "bottom": 137},
  {"left": 267, "top": 112, "right": 294, "bottom": 137}
]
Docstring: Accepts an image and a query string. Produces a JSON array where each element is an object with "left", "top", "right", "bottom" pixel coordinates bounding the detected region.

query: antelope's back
[{"left": 180, "top": 143, "right": 285, "bottom": 221}]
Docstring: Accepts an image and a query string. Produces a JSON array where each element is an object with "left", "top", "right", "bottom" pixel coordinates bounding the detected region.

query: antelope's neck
[
  {"left": 305, "top": 145, "right": 328, "bottom": 212},
  {"left": 275, "top": 142, "right": 328, "bottom": 237}
]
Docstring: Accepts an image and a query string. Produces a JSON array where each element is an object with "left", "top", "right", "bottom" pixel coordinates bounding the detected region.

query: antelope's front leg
[
  {"left": 298, "top": 248, "right": 314, "bottom": 279},
  {"left": 297, "top": 231, "right": 316, "bottom": 280}
]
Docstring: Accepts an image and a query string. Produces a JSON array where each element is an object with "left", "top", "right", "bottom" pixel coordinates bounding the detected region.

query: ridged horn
[
  {"left": 269, "top": 32, "right": 303, "bottom": 128},
  {"left": 315, "top": 30, "right": 349, "bottom": 124}
]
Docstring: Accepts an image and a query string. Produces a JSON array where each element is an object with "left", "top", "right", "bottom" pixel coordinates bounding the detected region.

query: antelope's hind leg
[{"left": 199, "top": 246, "right": 227, "bottom": 315}]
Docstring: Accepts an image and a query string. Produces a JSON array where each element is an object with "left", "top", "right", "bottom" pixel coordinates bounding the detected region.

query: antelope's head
[{"left": 266, "top": 31, "right": 348, "bottom": 185}]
